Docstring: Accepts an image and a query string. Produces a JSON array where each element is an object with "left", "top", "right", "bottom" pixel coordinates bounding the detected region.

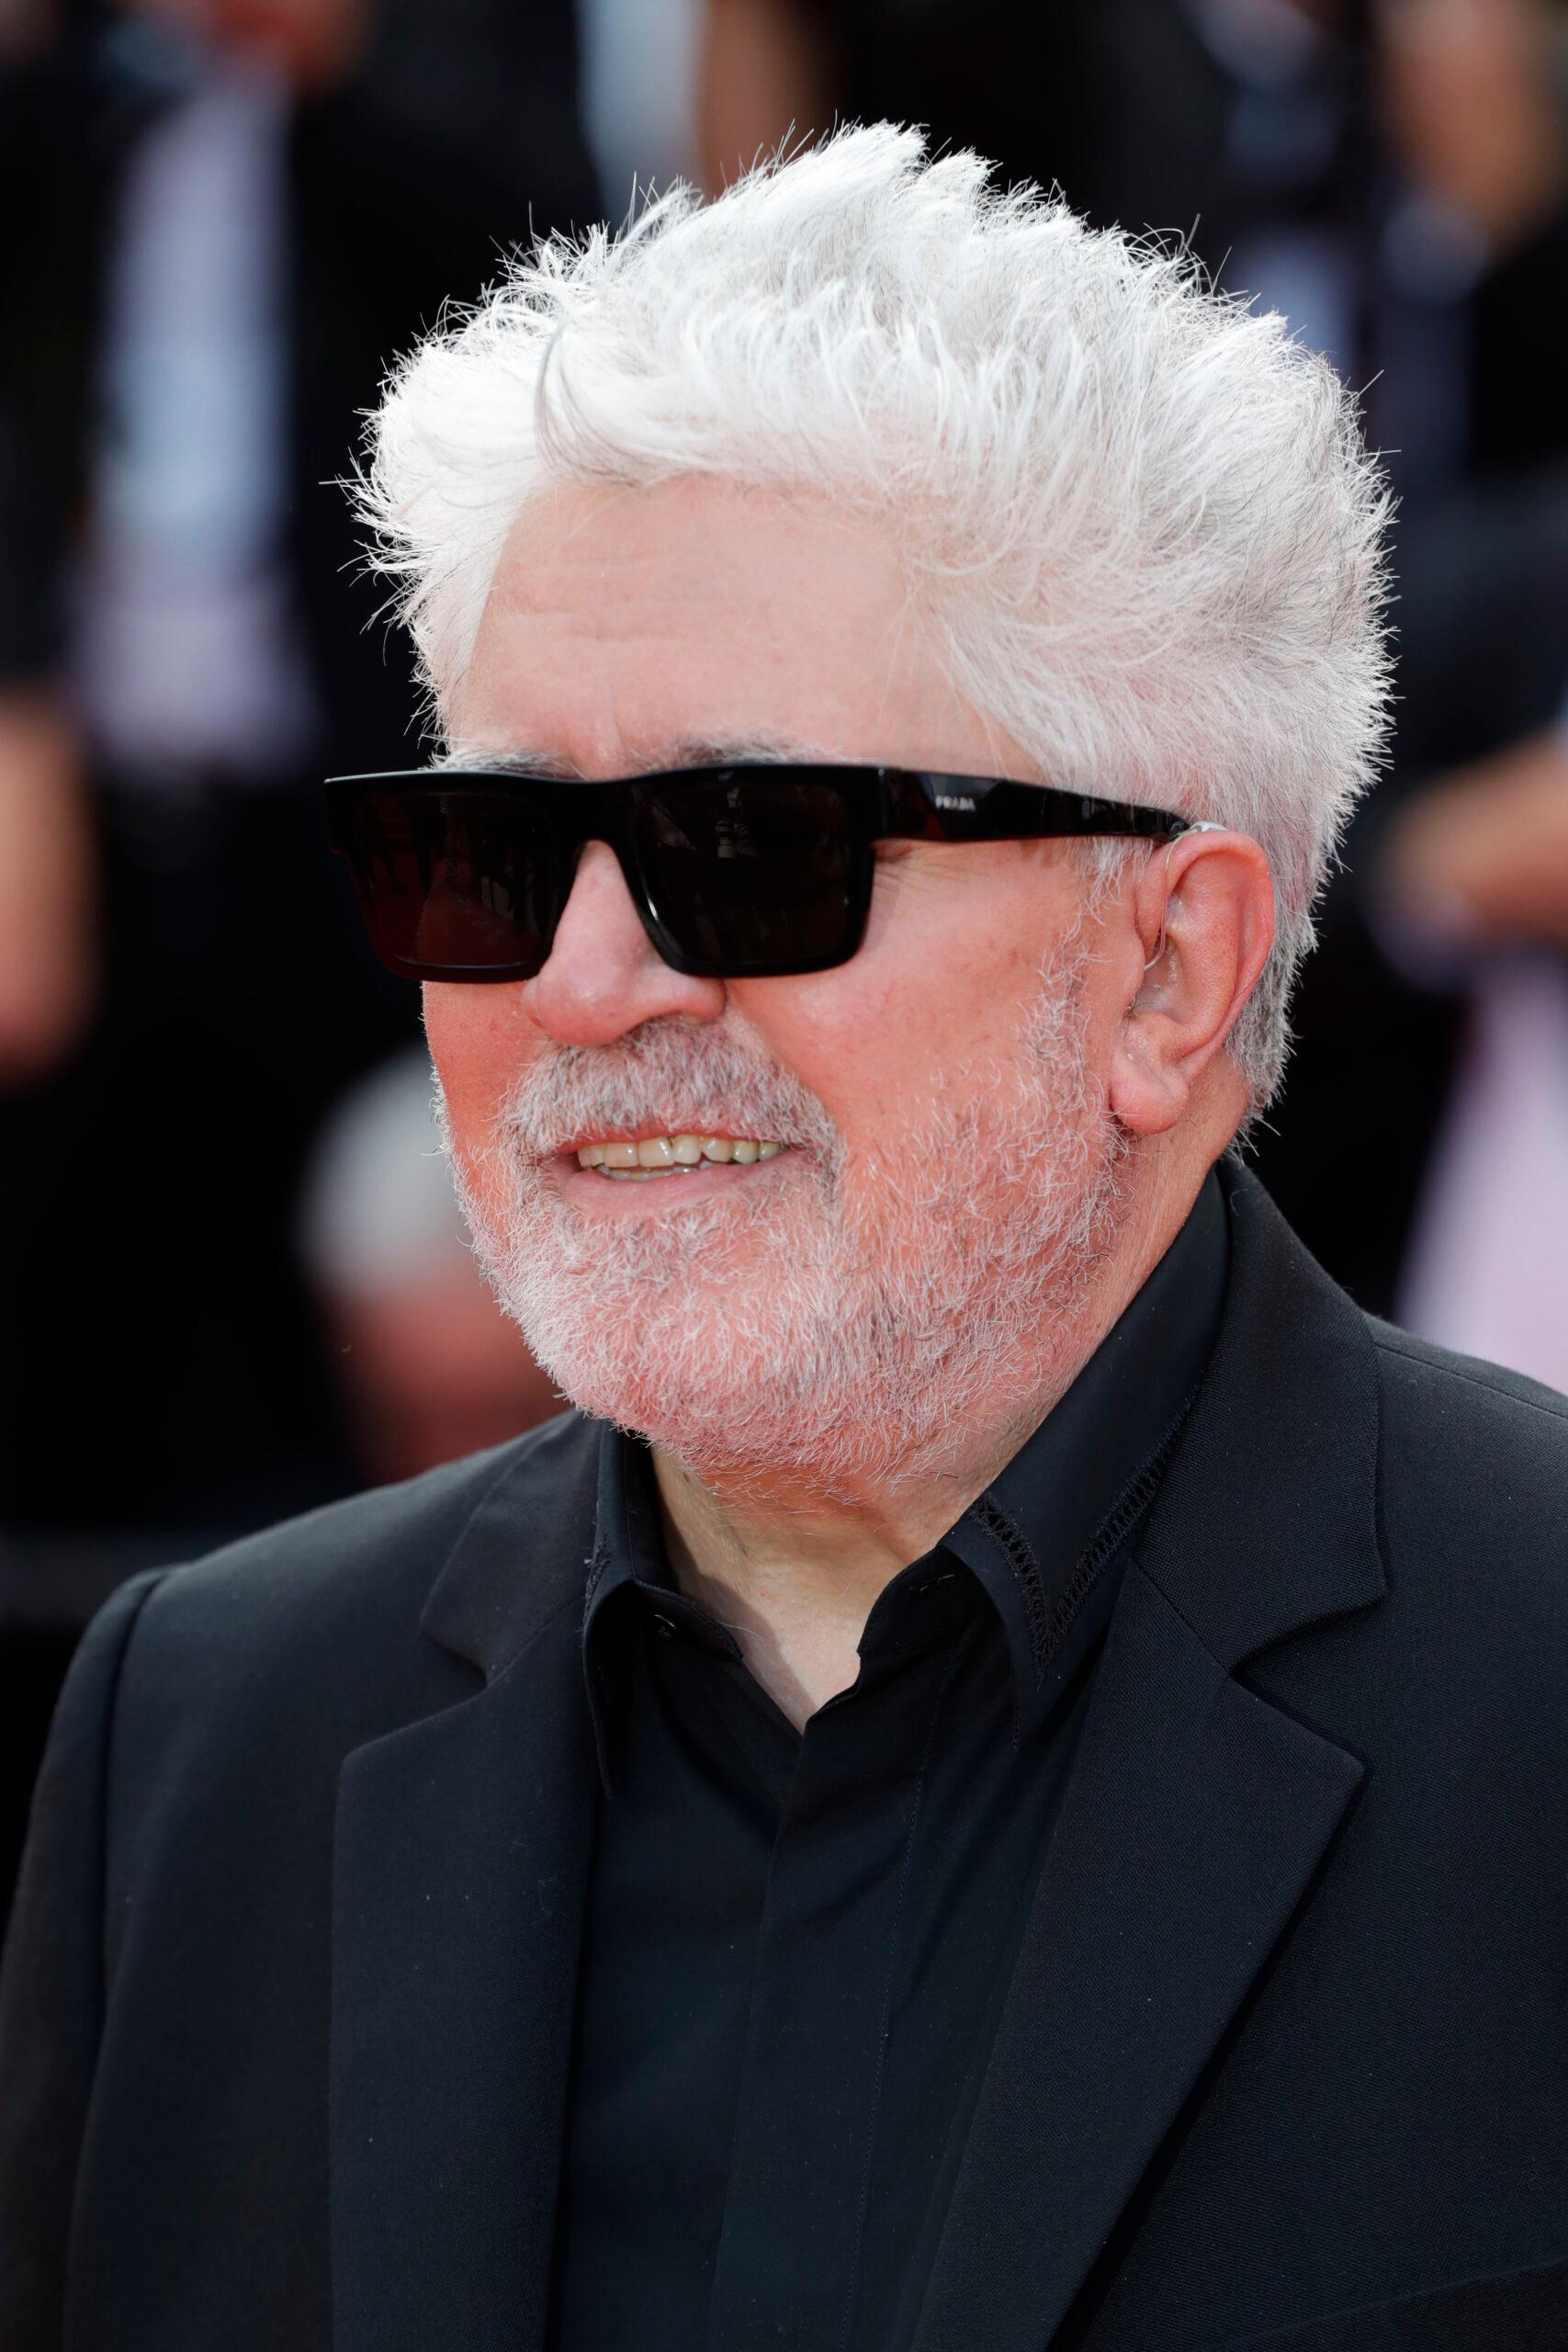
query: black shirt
[{"left": 548, "top": 1175, "right": 1228, "bottom": 2352}]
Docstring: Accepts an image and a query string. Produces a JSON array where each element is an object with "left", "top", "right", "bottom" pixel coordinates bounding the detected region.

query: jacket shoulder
[
  {"left": 114, "top": 1409, "right": 595, "bottom": 1725},
  {"left": 1369, "top": 1316, "right": 1568, "bottom": 1456},
  {"left": 1366, "top": 1317, "right": 1568, "bottom": 1615}
]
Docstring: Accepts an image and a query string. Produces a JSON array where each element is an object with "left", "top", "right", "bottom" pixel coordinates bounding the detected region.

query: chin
[
  {"left": 516, "top": 1278, "right": 1000, "bottom": 1499},
  {"left": 519, "top": 1283, "right": 810, "bottom": 1461}
]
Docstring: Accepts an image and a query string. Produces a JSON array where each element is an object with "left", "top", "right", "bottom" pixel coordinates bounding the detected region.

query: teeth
[{"left": 574, "top": 1133, "right": 784, "bottom": 1172}]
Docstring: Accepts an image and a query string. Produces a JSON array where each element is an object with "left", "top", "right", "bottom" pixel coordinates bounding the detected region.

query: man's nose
[{"left": 523, "top": 840, "right": 726, "bottom": 1046}]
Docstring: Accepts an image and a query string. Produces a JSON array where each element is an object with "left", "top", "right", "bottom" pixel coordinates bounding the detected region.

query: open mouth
[{"left": 572, "top": 1134, "right": 785, "bottom": 1182}]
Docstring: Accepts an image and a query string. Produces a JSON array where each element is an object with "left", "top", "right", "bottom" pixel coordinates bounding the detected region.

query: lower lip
[{"left": 552, "top": 1151, "right": 795, "bottom": 1212}]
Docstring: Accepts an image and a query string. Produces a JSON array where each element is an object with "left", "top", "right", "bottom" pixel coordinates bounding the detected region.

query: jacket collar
[
  {"left": 417, "top": 1404, "right": 602, "bottom": 1683},
  {"left": 1136, "top": 1157, "right": 1386, "bottom": 1669}
]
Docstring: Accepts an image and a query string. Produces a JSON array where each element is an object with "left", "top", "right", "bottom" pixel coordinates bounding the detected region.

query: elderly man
[{"left": 4, "top": 127, "right": 1566, "bottom": 2352}]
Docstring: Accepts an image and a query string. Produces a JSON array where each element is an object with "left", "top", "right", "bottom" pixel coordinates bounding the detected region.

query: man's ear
[{"left": 1108, "top": 829, "right": 1275, "bottom": 1136}]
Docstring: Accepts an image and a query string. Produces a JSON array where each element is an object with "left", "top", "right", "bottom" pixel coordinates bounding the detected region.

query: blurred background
[{"left": 2, "top": 0, "right": 1565, "bottom": 1921}]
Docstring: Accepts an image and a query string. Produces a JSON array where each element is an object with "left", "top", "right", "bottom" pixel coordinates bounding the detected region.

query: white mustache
[{"left": 495, "top": 1024, "right": 840, "bottom": 1163}]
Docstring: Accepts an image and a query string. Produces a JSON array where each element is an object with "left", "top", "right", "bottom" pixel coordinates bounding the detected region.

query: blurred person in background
[
  {"left": 700, "top": 0, "right": 1568, "bottom": 1340},
  {"left": 6, "top": 130, "right": 1568, "bottom": 2352},
  {"left": 297, "top": 1046, "right": 561, "bottom": 1484},
  {"left": 0, "top": 0, "right": 598, "bottom": 1928},
  {"left": 0, "top": 1, "right": 596, "bottom": 1528}
]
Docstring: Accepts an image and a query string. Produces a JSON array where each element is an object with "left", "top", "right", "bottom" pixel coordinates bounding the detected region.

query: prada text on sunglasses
[{"left": 324, "top": 764, "right": 1198, "bottom": 983}]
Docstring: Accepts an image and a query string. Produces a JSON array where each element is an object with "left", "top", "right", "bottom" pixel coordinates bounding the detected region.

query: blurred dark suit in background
[{"left": 0, "top": 0, "right": 599, "bottom": 1911}]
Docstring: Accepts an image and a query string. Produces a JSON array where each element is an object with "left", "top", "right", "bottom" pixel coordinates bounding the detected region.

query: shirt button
[{"left": 649, "top": 1611, "right": 678, "bottom": 1642}]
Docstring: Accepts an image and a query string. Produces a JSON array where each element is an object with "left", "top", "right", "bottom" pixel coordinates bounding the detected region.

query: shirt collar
[
  {"left": 941, "top": 1166, "right": 1228, "bottom": 1733},
  {"left": 581, "top": 1169, "right": 1229, "bottom": 1766}
]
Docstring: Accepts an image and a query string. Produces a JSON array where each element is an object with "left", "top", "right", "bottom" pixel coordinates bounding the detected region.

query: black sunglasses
[{"left": 324, "top": 763, "right": 1197, "bottom": 983}]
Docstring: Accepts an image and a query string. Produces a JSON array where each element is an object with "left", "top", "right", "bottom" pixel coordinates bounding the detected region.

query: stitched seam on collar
[
  {"left": 969, "top": 1494, "right": 1053, "bottom": 1679},
  {"left": 1039, "top": 1395, "right": 1197, "bottom": 1672}
]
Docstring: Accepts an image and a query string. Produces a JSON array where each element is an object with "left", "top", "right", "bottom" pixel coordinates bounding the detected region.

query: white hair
[{"left": 356, "top": 122, "right": 1393, "bottom": 1102}]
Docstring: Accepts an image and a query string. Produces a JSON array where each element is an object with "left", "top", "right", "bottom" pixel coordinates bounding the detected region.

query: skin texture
[{"left": 429, "top": 476, "right": 1273, "bottom": 1724}]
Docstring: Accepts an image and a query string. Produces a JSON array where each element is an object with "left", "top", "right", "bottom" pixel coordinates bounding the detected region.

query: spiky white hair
[{"left": 356, "top": 123, "right": 1393, "bottom": 1102}]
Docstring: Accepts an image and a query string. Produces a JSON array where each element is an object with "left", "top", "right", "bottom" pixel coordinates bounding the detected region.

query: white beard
[{"left": 438, "top": 933, "right": 1129, "bottom": 1499}]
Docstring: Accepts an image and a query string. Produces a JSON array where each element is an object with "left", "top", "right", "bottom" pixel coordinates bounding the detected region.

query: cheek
[
  {"left": 729, "top": 891, "right": 1045, "bottom": 1143},
  {"left": 422, "top": 983, "right": 538, "bottom": 1158}
]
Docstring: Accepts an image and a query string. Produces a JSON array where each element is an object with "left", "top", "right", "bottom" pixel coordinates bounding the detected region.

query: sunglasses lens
[
  {"left": 631, "top": 773, "right": 867, "bottom": 973},
  {"left": 339, "top": 788, "right": 567, "bottom": 978}
]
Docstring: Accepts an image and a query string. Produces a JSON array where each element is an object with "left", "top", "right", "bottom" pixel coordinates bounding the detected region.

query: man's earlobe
[{"left": 1108, "top": 830, "right": 1274, "bottom": 1139}]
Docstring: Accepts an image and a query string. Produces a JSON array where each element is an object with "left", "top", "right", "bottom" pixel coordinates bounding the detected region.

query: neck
[{"left": 652, "top": 1149, "right": 1203, "bottom": 1727}]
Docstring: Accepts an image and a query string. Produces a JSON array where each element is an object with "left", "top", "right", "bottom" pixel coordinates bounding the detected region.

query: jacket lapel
[
  {"left": 330, "top": 1420, "right": 602, "bottom": 2352},
  {"left": 914, "top": 1168, "right": 1388, "bottom": 2352},
  {"left": 912, "top": 1564, "right": 1366, "bottom": 2352}
]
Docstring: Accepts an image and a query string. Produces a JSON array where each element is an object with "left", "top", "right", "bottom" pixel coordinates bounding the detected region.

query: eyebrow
[{"left": 440, "top": 730, "right": 840, "bottom": 778}]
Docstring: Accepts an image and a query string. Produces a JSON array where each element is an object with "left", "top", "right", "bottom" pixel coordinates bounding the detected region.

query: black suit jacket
[{"left": 3, "top": 1168, "right": 1566, "bottom": 2351}]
